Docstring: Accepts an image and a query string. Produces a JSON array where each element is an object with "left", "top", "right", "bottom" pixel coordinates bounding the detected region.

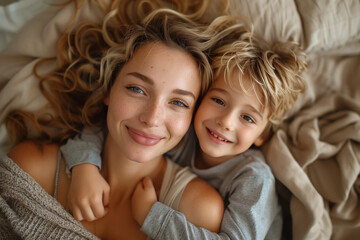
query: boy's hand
[
  {"left": 131, "top": 177, "right": 157, "bottom": 226},
  {"left": 68, "top": 163, "right": 110, "bottom": 222}
]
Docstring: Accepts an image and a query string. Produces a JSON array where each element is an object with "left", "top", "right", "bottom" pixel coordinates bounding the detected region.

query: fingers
[
  {"left": 142, "top": 176, "right": 155, "bottom": 191},
  {"left": 81, "top": 205, "right": 97, "bottom": 222},
  {"left": 103, "top": 183, "right": 111, "bottom": 208},
  {"left": 71, "top": 195, "right": 108, "bottom": 222},
  {"left": 133, "top": 178, "right": 145, "bottom": 196},
  {"left": 133, "top": 176, "right": 154, "bottom": 195},
  {"left": 131, "top": 177, "right": 157, "bottom": 226},
  {"left": 71, "top": 206, "right": 85, "bottom": 222},
  {"left": 91, "top": 199, "right": 108, "bottom": 220}
]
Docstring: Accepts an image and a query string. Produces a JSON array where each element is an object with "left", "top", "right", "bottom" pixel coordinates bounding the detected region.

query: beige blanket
[
  {"left": 0, "top": 0, "right": 359, "bottom": 239},
  {"left": 263, "top": 93, "right": 360, "bottom": 239}
]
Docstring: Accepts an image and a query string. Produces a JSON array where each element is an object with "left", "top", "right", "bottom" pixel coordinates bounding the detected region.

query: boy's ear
[
  {"left": 254, "top": 135, "right": 268, "bottom": 147},
  {"left": 254, "top": 123, "right": 272, "bottom": 147},
  {"left": 104, "top": 96, "right": 109, "bottom": 106}
]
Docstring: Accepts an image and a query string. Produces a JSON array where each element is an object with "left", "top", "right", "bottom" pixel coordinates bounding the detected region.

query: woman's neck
[{"left": 101, "top": 135, "right": 165, "bottom": 202}]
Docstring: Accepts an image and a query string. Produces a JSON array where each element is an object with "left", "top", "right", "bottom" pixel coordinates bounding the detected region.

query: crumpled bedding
[
  {"left": 0, "top": 0, "right": 359, "bottom": 239},
  {"left": 263, "top": 93, "right": 360, "bottom": 239}
]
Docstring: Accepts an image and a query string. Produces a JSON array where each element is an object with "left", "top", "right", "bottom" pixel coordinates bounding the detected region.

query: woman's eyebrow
[
  {"left": 127, "top": 72, "right": 196, "bottom": 100},
  {"left": 127, "top": 72, "right": 154, "bottom": 85},
  {"left": 173, "top": 89, "right": 196, "bottom": 100}
]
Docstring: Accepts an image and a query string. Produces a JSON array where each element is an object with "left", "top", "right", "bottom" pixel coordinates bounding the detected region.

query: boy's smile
[{"left": 206, "top": 127, "right": 233, "bottom": 144}]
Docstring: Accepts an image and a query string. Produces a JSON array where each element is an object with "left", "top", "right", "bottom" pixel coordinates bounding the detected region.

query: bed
[{"left": 0, "top": 0, "right": 359, "bottom": 239}]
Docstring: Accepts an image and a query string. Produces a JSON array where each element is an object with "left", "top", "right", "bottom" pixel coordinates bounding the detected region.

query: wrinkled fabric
[
  {"left": 0, "top": 0, "right": 360, "bottom": 239},
  {"left": 0, "top": 155, "right": 99, "bottom": 240},
  {"left": 263, "top": 94, "right": 360, "bottom": 240}
]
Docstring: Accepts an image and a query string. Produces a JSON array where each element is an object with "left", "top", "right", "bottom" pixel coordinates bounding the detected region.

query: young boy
[{"left": 61, "top": 33, "right": 307, "bottom": 239}]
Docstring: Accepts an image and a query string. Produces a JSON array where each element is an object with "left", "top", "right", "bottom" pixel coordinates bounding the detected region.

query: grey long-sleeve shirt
[{"left": 61, "top": 127, "right": 282, "bottom": 240}]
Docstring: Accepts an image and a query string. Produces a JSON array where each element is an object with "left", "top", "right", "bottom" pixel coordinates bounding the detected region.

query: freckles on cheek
[{"left": 172, "top": 117, "right": 192, "bottom": 137}]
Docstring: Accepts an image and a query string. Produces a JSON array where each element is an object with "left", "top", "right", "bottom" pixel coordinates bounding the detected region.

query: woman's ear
[{"left": 104, "top": 96, "right": 109, "bottom": 106}]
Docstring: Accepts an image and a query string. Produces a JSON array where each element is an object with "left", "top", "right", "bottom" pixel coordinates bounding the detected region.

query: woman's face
[{"left": 105, "top": 42, "right": 201, "bottom": 163}]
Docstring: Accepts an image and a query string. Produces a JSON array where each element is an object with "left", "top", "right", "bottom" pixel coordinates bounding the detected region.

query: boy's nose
[{"left": 216, "top": 112, "right": 235, "bottom": 131}]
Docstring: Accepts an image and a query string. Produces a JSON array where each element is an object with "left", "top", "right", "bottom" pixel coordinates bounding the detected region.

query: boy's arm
[
  {"left": 60, "top": 126, "right": 106, "bottom": 172},
  {"left": 60, "top": 126, "right": 109, "bottom": 221},
  {"left": 140, "top": 177, "right": 277, "bottom": 240},
  {"left": 132, "top": 177, "right": 228, "bottom": 240},
  {"left": 140, "top": 156, "right": 282, "bottom": 240},
  {"left": 141, "top": 202, "right": 229, "bottom": 240}
]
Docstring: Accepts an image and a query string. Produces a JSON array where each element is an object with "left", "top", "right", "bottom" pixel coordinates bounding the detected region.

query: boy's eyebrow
[
  {"left": 208, "top": 87, "right": 228, "bottom": 95},
  {"left": 210, "top": 87, "right": 264, "bottom": 120},
  {"left": 246, "top": 105, "right": 264, "bottom": 120},
  {"left": 127, "top": 72, "right": 196, "bottom": 100}
]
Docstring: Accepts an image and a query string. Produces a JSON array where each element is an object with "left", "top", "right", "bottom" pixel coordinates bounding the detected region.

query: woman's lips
[
  {"left": 127, "top": 127, "right": 163, "bottom": 146},
  {"left": 206, "top": 127, "right": 232, "bottom": 145}
]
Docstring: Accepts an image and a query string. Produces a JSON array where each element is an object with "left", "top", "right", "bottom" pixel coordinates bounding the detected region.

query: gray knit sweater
[{"left": 0, "top": 155, "right": 98, "bottom": 240}]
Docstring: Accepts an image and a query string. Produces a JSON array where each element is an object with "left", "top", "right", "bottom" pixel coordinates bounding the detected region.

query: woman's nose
[{"left": 139, "top": 101, "right": 165, "bottom": 127}]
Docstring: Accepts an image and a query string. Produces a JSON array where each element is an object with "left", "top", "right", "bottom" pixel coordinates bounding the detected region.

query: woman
[{"left": 0, "top": 8, "right": 226, "bottom": 239}]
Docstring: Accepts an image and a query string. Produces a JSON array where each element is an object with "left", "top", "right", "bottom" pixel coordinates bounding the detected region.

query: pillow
[
  {"left": 229, "top": 0, "right": 360, "bottom": 54},
  {"left": 0, "top": 0, "right": 50, "bottom": 51}
]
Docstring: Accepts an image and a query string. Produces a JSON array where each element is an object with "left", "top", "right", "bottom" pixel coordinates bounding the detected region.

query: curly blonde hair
[
  {"left": 211, "top": 29, "right": 307, "bottom": 126},
  {"left": 5, "top": 0, "right": 237, "bottom": 146}
]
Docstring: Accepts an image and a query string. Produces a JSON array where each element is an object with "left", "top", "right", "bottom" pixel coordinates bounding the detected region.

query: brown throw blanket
[
  {"left": 0, "top": 155, "right": 98, "bottom": 240},
  {"left": 263, "top": 93, "right": 360, "bottom": 240}
]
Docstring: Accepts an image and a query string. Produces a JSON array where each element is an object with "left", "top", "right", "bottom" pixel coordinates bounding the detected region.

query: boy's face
[{"left": 194, "top": 72, "right": 270, "bottom": 164}]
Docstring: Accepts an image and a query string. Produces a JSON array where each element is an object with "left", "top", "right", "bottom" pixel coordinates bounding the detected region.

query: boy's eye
[
  {"left": 126, "top": 86, "right": 144, "bottom": 95},
  {"left": 242, "top": 115, "right": 255, "bottom": 123},
  {"left": 172, "top": 100, "right": 189, "bottom": 108},
  {"left": 211, "top": 97, "right": 225, "bottom": 106}
]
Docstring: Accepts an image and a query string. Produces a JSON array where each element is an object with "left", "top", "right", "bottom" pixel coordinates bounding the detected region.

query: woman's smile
[{"left": 127, "top": 126, "right": 164, "bottom": 146}]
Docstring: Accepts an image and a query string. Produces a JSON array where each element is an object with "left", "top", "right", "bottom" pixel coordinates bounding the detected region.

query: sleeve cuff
[
  {"left": 141, "top": 202, "right": 174, "bottom": 239},
  {"left": 60, "top": 139, "right": 102, "bottom": 173}
]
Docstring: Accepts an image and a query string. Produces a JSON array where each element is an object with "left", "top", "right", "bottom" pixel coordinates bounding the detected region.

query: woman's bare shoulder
[
  {"left": 178, "top": 177, "right": 224, "bottom": 233},
  {"left": 8, "top": 140, "right": 60, "bottom": 194}
]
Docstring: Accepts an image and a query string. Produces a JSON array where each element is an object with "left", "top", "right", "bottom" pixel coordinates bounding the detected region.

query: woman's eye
[
  {"left": 242, "top": 115, "right": 255, "bottom": 123},
  {"left": 172, "top": 100, "right": 189, "bottom": 108},
  {"left": 126, "top": 86, "right": 144, "bottom": 95},
  {"left": 211, "top": 97, "right": 225, "bottom": 106}
]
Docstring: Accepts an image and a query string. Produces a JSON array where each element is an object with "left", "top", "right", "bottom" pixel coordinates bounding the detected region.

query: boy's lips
[
  {"left": 127, "top": 126, "right": 163, "bottom": 146},
  {"left": 206, "top": 127, "right": 233, "bottom": 144}
]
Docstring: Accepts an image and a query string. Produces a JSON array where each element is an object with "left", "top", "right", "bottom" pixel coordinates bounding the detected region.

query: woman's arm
[
  {"left": 8, "top": 140, "right": 70, "bottom": 208},
  {"left": 178, "top": 178, "right": 224, "bottom": 233},
  {"left": 8, "top": 141, "right": 60, "bottom": 195}
]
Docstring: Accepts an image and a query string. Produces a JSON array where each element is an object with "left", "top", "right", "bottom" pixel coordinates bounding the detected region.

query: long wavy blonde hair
[{"left": 6, "top": 0, "right": 247, "bottom": 146}]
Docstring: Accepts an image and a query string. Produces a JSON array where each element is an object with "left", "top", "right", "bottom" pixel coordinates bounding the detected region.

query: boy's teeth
[{"left": 210, "top": 130, "right": 228, "bottom": 142}]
